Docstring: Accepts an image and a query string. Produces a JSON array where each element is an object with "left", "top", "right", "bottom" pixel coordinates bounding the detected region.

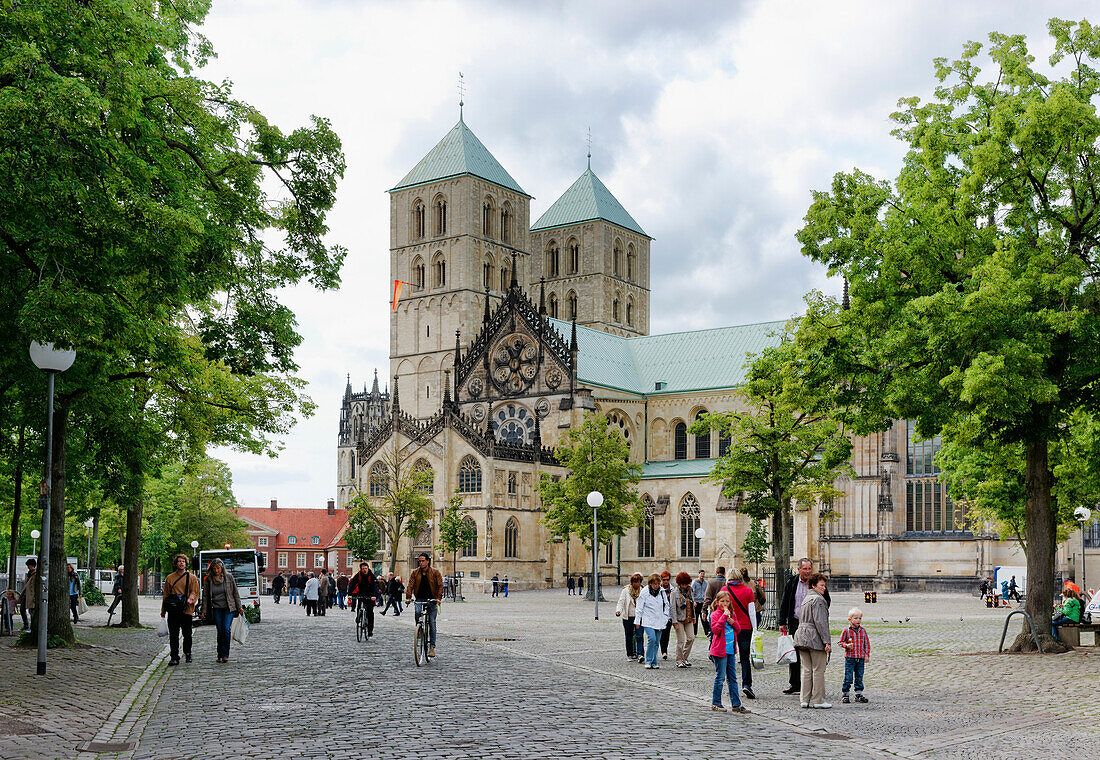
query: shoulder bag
[{"left": 165, "top": 573, "right": 190, "bottom": 614}]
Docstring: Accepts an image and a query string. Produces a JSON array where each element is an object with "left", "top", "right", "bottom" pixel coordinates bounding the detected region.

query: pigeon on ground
[
  {"left": 905, "top": 617, "right": 910, "bottom": 622},
  {"left": 881, "top": 618, "right": 887, "bottom": 623}
]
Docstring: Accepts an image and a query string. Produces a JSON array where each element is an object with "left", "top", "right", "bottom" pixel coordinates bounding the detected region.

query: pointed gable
[
  {"left": 531, "top": 167, "right": 648, "bottom": 237},
  {"left": 390, "top": 118, "right": 528, "bottom": 196}
]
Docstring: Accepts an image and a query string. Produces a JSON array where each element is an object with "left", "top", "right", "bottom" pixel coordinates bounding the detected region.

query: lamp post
[
  {"left": 31, "top": 529, "right": 40, "bottom": 557},
  {"left": 29, "top": 340, "right": 76, "bottom": 676},
  {"left": 587, "top": 491, "right": 603, "bottom": 620},
  {"left": 191, "top": 540, "right": 200, "bottom": 573},
  {"left": 1075, "top": 507, "right": 1092, "bottom": 592},
  {"left": 84, "top": 518, "right": 94, "bottom": 571}
]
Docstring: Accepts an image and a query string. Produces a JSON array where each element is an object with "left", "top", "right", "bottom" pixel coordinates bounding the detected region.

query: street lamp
[
  {"left": 29, "top": 340, "right": 76, "bottom": 676},
  {"left": 84, "top": 517, "right": 95, "bottom": 571},
  {"left": 1075, "top": 507, "right": 1092, "bottom": 592},
  {"left": 31, "top": 529, "right": 40, "bottom": 557},
  {"left": 587, "top": 491, "right": 603, "bottom": 620}
]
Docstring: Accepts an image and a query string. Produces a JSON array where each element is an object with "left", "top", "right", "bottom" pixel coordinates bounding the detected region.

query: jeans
[
  {"left": 642, "top": 626, "right": 660, "bottom": 666},
  {"left": 842, "top": 657, "right": 865, "bottom": 694},
  {"left": 337, "top": 591, "right": 345, "bottom": 609},
  {"left": 211, "top": 607, "right": 235, "bottom": 660},
  {"left": 384, "top": 595, "right": 401, "bottom": 615},
  {"left": 167, "top": 609, "right": 192, "bottom": 659},
  {"left": 1051, "top": 614, "right": 1075, "bottom": 640},
  {"left": 288, "top": 587, "right": 298, "bottom": 604},
  {"left": 736, "top": 628, "right": 753, "bottom": 688},
  {"left": 503, "top": 585, "right": 509, "bottom": 597},
  {"left": 710, "top": 653, "right": 741, "bottom": 708},
  {"left": 622, "top": 617, "right": 644, "bottom": 658},
  {"left": 414, "top": 601, "right": 438, "bottom": 647}
]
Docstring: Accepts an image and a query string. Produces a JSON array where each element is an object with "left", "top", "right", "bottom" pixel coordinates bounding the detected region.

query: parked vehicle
[{"left": 195, "top": 548, "right": 266, "bottom": 621}]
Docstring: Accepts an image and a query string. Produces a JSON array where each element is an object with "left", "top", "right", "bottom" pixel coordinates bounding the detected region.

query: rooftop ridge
[
  {"left": 390, "top": 119, "right": 528, "bottom": 197},
  {"left": 532, "top": 167, "right": 648, "bottom": 237}
]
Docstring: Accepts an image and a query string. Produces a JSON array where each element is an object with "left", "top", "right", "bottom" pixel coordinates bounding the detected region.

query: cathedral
[{"left": 336, "top": 113, "right": 1068, "bottom": 592}]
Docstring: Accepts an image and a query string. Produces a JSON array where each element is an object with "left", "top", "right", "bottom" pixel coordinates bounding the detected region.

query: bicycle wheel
[
  {"left": 414, "top": 624, "right": 425, "bottom": 666},
  {"left": 356, "top": 608, "right": 363, "bottom": 642}
]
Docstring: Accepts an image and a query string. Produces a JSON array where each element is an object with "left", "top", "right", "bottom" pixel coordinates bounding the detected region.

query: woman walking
[
  {"left": 793, "top": 572, "right": 832, "bottom": 708},
  {"left": 615, "top": 574, "right": 645, "bottom": 661},
  {"left": 200, "top": 558, "right": 244, "bottom": 663},
  {"left": 634, "top": 573, "right": 671, "bottom": 669},
  {"left": 670, "top": 571, "right": 696, "bottom": 667},
  {"left": 708, "top": 590, "right": 748, "bottom": 713},
  {"left": 66, "top": 564, "right": 82, "bottom": 623}
]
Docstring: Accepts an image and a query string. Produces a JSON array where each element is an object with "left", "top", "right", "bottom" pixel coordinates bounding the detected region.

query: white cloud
[{"left": 197, "top": 0, "right": 1092, "bottom": 506}]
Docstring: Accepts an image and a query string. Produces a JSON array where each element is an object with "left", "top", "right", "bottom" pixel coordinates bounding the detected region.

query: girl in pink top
[{"left": 708, "top": 590, "right": 748, "bottom": 713}]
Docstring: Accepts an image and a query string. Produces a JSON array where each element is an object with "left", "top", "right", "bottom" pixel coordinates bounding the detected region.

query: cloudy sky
[{"left": 200, "top": 0, "right": 1091, "bottom": 507}]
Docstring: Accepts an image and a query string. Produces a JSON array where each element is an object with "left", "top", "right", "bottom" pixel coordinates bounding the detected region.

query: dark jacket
[
  {"left": 271, "top": 574, "right": 285, "bottom": 592},
  {"left": 347, "top": 570, "right": 379, "bottom": 599},
  {"left": 779, "top": 574, "right": 831, "bottom": 630},
  {"left": 388, "top": 578, "right": 404, "bottom": 597},
  {"left": 111, "top": 573, "right": 124, "bottom": 596},
  {"left": 287, "top": 574, "right": 298, "bottom": 590},
  {"left": 337, "top": 575, "right": 349, "bottom": 592}
]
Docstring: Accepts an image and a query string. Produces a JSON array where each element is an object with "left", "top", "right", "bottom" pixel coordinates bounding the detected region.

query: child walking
[{"left": 838, "top": 607, "right": 870, "bottom": 703}]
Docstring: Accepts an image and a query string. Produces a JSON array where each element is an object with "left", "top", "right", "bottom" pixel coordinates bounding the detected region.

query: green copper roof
[
  {"left": 547, "top": 317, "right": 787, "bottom": 395},
  {"left": 531, "top": 167, "right": 648, "bottom": 237},
  {"left": 391, "top": 118, "right": 528, "bottom": 196},
  {"left": 640, "top": 459, "right": 718, "bottom": 480}
]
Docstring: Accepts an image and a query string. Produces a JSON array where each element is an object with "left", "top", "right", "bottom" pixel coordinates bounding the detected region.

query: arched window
[
  {"left": 680, "top": 493, "right": 701, "bottom": 558},
  {"left": 627, "top": 244, "right": 635, "bottom": 281},
  {"left": 368, "top": 461, "right": 389, "bottom": 497},
  {"left": 435, "top": 197, "right": 447, "bottom": 236},
  {"left": 548, "top": 292, "right": 559, "bottom": 319},
  {"left": 638, "top": 496, "right": 655, "bottom": 558},
  {"left": 626, "top": 299, "right": 634, "bottom": 327},
  {"left": 458, "top": 456, "right": 482, "bottom": 493},
  {"left": 414, "top": 458, "right": 434, "bottom": 494},
  {"left": 483, "top": 261, "right": 493, "bottom": 289},
  {"left": 349, "top": 452, "right": 356, "bottom": 479},
  {"left": 504, "top": 517, "right": 519, "bottom": 558},
  {"left": 674, "top": 422, "right": 688, "bottom": 460},
  {"left": 500, "top": 266, "right": 508, "bottom": 290},
  {"left": 500, "top": 204, "right": 511, "bottom": 244},
  {"left": 569, "top": 239, "right": 580, "bottom": 273},
  {"left": 507, "top": 472, "right": 518, "bottom": 495},
  {"left": 461, "top": 517, "right": 477, "bottom": 557},
  {"left": 694, "top": 411, "right": 711, "bottom": 459},
  {"left": 412, "top": 200, "right": 425, "bottom": 240},
  {"left": 613, "top": 240, "right": 622, "bottom": 276},
  {"left": 433, "top": 254, "right": 446, "bottom": 288},
  {"left": 482, "top": 199, "right": 494, "bottom": 237},
  {"left": 567, "top": 291, "right": 578, "bottom": 321},
  {"left": 718, "top": 428, "right": 731, "bottom": 458},
  {"left": 612, "top": 297, "right": 621, "bottom": 323},
  {"left": 412, "top": 256, "right": 425, "bottom": 291},
  {"left": 548, "top": 242, "right": 560, "bottom": 277}
]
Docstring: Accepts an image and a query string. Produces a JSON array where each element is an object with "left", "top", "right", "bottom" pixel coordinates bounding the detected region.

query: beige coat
[{"left": 792, "top": 589, "right": 831, "bottom": 651}]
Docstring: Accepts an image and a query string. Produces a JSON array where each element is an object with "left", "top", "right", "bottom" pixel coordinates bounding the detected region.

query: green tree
[
  {"left": 740, "top": 518, "right": 771, "bottom": 578},
  {"left": 691, "top": 319, "right": 852, "bottom": 583},
  {"left": 1, "top": 1, "right": 344, "bottom": 639},
  {"left": 348, "top": 448, "right": 433, "bottom": 575},
  {"left": 539, "top": 412, "right": 643, "bottom": 596},
  {"left": 436, "top": 493, "right": 476, "bottom": 583},
  {"left": 343, "top": 503, "right": 381, "bottom": 565},
  {"left": 797, "top": 18, "right": 1100, "bottom": 649}
]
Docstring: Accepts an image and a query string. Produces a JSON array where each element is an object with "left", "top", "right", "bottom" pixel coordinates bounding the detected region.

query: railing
[{"left": 997, "top": 609, "right": 1044, "bottom": 653}]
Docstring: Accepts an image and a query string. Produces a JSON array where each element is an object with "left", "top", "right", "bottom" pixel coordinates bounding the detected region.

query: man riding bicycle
[
  {"left": 405, "top": 552, "right": 443, "bottom": 657},
  {"left": 347, "top": 562, "right": 380, "bottom": 638}
]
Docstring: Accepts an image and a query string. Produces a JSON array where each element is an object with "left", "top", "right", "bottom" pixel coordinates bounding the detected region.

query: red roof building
[{"left": 237, "top": 499, "right": 354, "bottom": 582}]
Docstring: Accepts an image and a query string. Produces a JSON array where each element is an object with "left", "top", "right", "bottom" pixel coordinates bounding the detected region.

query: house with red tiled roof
[{"left": 237, "top": 499, "right": 357, "bottom": 584}]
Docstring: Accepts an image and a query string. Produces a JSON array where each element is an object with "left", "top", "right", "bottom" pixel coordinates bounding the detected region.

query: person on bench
[{"left": 1052, "top": 588, "right": 1082, "bottom": 641}]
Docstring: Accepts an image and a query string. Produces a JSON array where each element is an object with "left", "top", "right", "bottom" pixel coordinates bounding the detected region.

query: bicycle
[
  {"left": 411, "top": 599, "right": 438, "bottom": 666},
  {"left": 353, "top": 596, "right": 374, "bottom": 642}
]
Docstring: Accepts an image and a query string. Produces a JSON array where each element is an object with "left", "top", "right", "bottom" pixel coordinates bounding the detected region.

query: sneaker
[
  {"left": 730, "top": 706, "right": 751, "bottom": 714},
  {"left": 652, "top": 664, "right": 660, "bottom": 669},
  {"left": 800, "top": 702, "right": 810, "bottom": 708},
  {"left": 842, "top": 694, "right": 850, "bottom": 703},
  {"left": 428, "top": 647, "right": 436, "bottom": 657},
  {"left": 684, "top": 661, "right": 692, "bottom": 667},
  {"left": 743, "top": 687, "right": 756, "bottom": 700},
  {"left": 812, "top": 702, "right": 832, "bottom": 709},
  {"left": 855, "top": 694, "right": 869, "bottom": 703},
  {"left": 711, "top": 705, "right": 726, "bottom": 712},
  {"left": 782, "top": 686, "right": 799, "bottom": 695},
  {"left": 167, "top": 658, "right": 179, "bottom": 666},
  {"left": 676, "top": 662, "right": 686, "bottom": 668},
  {"left": 644, "top": 664, "right": 654, "bottom": 669},
  {"left": 662, "top": 653, "right": 668, "bottom": 660},
  {"left": 184, "top": 654, "right": 192, "bottom": 663}
]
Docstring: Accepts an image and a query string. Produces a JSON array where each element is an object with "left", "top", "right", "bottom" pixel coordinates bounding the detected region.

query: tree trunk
[
  {"left": 6, "top": 425, "right": 24, "bottom": 598},
  {"left": 120, "top": 500, "right": 143, "bottom": 627},
  {"left": 772, "top": 503, "right": 793, "bottom": 590},
  {"left": 88, "top": 511, "right": 99, "bottom": 579},
  {"left": 1010, "top": 439, "right": 1058, "bottom": 650},
  {"left": 47, "top": 399, "right": 74, "bottom": 644}
]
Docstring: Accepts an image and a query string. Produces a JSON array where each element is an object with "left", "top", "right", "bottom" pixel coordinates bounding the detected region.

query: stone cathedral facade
[{"left": 336, "top": 115, "right": 1062, "bottom": 592}]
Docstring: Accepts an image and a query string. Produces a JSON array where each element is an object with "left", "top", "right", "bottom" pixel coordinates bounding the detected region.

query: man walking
[
  {"left": 297, "top": 571, "right": 308, "bottom": 604},
  {"left": 161, "top": 554, "right": 200, "bottom": 666},
  {"left": 691, "top": 570, "right": 707, "bottom": 636},
  {"left": 779, "top": 558, "right": 831, "bottom": 695},
  {"left": 491, "top": 573, "right": 500, "bottom": 597},
  {"left": 106, "top": 565, "right": 124, "bottom": 623},
  {"left": 271, "top": 571, "right": 285, "bottom": 604},
  {"left": 502, "top": 575, "right": 510, "bottom": 597},
  {"left": 567, "top": 575, "right": 576, "bottom": 595},
  {"left": 19, "top": 558, "right": 36, "bottom": 632},
  {"left": 405, "top": 552, "right": 443, "bottom": 658},
  {"left": 287, "top": 571, "right": 298, "bottom": 604},
  {"left": 1008, "top": 575, "right": 1022, "bottom": 604},
  {"left": 385, "top": 574, "right": 404, "bottom": 615},
  {"left": 337, "top": 573, "right": 348, "bottom": 609}
]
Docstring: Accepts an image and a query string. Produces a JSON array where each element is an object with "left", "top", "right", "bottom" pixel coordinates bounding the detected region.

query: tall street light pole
[
  {"left": 29, "top": 341, "right": 76, "bottom": 676},
  {"left": 587, "top": 491, "right": 603, "bottom": 620},
  {"left": 31, "top": 529, "right": 40, "bottom": 558},
  {"left": 1075, "top": 507, "right": 1092, "bottom": 593},
  {"left": 84, "top": 518, "right": 94, "bottom": 571}
]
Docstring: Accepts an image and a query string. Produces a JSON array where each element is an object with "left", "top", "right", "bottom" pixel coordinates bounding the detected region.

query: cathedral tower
[
  {"left": 389, "top": 115, "right": 532, "bottom": 416},
  {"left": 528, "top": 161, "right": 650, "bottom": 337}
]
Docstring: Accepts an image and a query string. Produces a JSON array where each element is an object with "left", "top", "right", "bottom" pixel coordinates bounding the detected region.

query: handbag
[
  {"left": 231, "top": 614, "right": 249, "bottom": 645},
  {"left": 776, "top": 633, "right": 797, "bottom": 665},
  {"left": 77, "top": 596, "right": 88, "bottom": 615},
  {"left": 165, "top": 573, "right": 189, "bottom": 614}
]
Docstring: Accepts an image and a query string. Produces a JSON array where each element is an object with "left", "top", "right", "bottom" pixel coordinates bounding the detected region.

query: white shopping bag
[
  {"left": 776, "top": 633, "right": 797, "bottom": 665},
  {"left": 156, "top": 617, "right": 169, "bottom": 638},
  {"left": 231, "top": 614, "right": 249, "bottom": 645},
  {"left": 750, "top": 630, "right": 765, "bottom": 669}
]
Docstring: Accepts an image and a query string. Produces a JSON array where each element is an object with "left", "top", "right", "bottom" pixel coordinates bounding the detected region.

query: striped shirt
[{"left": 839, "top": 624, "right": 870, "bottom": 660}]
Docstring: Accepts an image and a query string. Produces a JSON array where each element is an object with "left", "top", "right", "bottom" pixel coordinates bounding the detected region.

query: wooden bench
[{"left": 1057, "top": 622, "right": 1100, "bottom": 647}]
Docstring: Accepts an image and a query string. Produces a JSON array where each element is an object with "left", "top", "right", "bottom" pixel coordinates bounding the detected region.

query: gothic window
[
  {"left": 500, "top": 266, "right": 508, "bottom": 290},
  {"left": 548, "top": 292, "right": 559, "bottom": 319},
  {"left": 433, "top": 254, "right": 446, "bottom": 288},
  {"left": 627, "top": 244, "right": 635, "bottom": 281},
  {"left": 483, "top": 199, "right": 494, "bottom": 237},
  {"left": 494, "top": 404, "right": 535, "bottom": 446},
  {"left": 626, "top": 299, "right": 634, "bottom": 327},
  {"left": 507, "top": 472, "right": 518, "bottom": 495},
  {"left": 548, "top": 242, "right": 560, "bottom": 277},
  {"left": 414, "top": 458, "right": 434, "bottom": 494},
  {"left": 638, "top": 496, "right": 655, "bottom": 558},
  {"left": 718, "top": 428, "right": 731, "bottom": 457},
  {"left": 567, "top": 291, "right": 577, "bottom": 321},
  {"left": 461, "top": 518, "right": 477, "bottom": 557},
  {"left": 606, "top": 542, "right": 613, "bottom": 564},
  {"left": 412, "top": 256, "right": 425, "bottom": 290},
  {"left": 680, "top": 493, "right": 701, "bottom": 558},
  {"left": 483, "top": 261, "right": 492, "bottom": 290},
  {"left": 368, "top": 461, "right": 389, "bottom": 497},
  {"left": 694, "top": 411, "right": 711, "bottom": 459},
  {"left": 569, "top": 239, "right": 580, "bottom": 273},
  {"left": 608, "top": 411, "right": 631, "bottom": 447},
  {"left": 349, "top": 452, "right": 356, "bottom": 479},
  {"left": 412, "top": 200, "right": 426, "bottom": 240},
  {"left": 613, "top": 240, "right": 622, "bottom": 276},
  {"left": 458, "top": 456, "right": 482, "bottom": 493},
  {"left": 674, "top": 422, "right": 688, "bottom": 460},
  {"left": 906, "top": 421, "right": 941, "bottom": 476},
  {"left": 500, "top": 204, "right": 511, "bottom": 244},
  {"left": 435, "top": 197, "right": 447, "bottom": 236},
  {"left": 504, "top": 517, "right": 519, "bottom": 558},
  {"left": 613, "top": 297, "right": 620, "bottom": 323}
]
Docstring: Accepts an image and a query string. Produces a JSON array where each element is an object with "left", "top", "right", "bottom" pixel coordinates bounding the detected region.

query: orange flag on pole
[{"left": 392, "top": 280, "right": 412, "bottom": 311}]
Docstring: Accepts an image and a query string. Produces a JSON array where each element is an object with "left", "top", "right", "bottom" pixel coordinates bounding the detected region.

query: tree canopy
[{"left": 348, "top": 448, "right": 433, "bottom": 574}]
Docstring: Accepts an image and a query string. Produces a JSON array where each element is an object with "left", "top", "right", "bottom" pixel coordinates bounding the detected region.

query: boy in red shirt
[{"left": 839, "top": 607, "right": 870, "bottom": 703}]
